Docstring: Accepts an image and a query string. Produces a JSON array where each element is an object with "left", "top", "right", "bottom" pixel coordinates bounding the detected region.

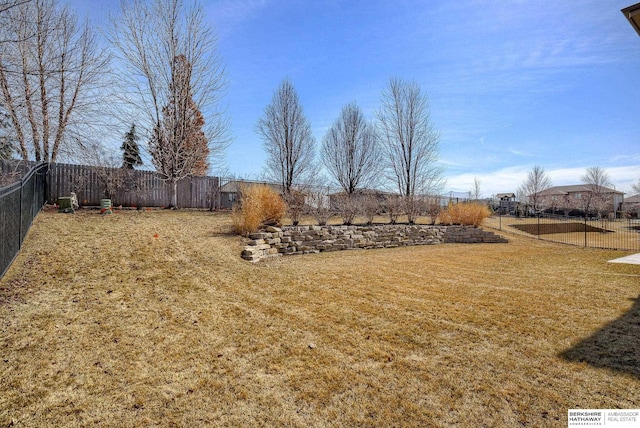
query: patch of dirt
[{"left": 510, "top": 222, "right": 611, "bottom": 235}]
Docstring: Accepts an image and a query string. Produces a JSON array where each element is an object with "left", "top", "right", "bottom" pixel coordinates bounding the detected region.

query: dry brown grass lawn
[{"left": 1, "top": 210, "right": 639, "bottom": 427}]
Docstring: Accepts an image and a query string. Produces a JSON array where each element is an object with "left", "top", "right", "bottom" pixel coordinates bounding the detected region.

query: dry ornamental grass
[
  {"left": 232, "top": 184, "right": 287, "bottom": 235},
  {"left": 1, "top": 210, "right": 639, "bottom": 426}
]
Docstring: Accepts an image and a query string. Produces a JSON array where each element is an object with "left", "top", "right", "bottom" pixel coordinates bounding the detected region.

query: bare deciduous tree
[
  {"left": 284, "top": 190, "right": 306, "bottom": 226},
  {"left": 425, "top": 195, "right": 442, "bottom": 225},
  {"left": 547, "top": 191, "right": 571, "bottom": 217},
  {"left": 385, "top": 193, "right": 404, "bottom": 224},
  {"left": 0, "top": 0, "right": 32, "bottom": 42},
  {"left": 306, "top": 187, "right": 333, "bottom": 226},
  {"left": 109, "top": 0, "right": 228, "bottom": 171},
  {"left": 377, "top": 77, "right": 444, "bottom": 223},
  {"left": 0, "top": 0, "right": 29, "bottom": 15},
  {"left": 0, "top": 158, "right": 27, "bottom": 186},
  {"left": 580, "top": 166, "right": 613, "bottom": 216},
  {"left": 321, "top": 102, "right": 379, "bottom": 195},
  {"left": 360, "top": 192, "right": 380, "bottom": 225},
  {"left": 517, "top": 165, "right": 552, "bottom": 213},
  {"left": 0, "top": 107, "right": 14, "bottom": 159},
  {"left": 0, "top": 0, "right": 107, "bottom": 162},
  {"left": 631, "top": 179, "right": 640, "bottom": 195},
  {"left": 257, "top": 79, "right": 316, "bottom": 195},
  {"left": 333, "top": 192, "right": 358, "bottom": 225},
  {"left": 470, "top": 177, "right": 481, "bottom": 201},
  {"left": 77, "top": 143, "right": 127, "bottom": 200}
]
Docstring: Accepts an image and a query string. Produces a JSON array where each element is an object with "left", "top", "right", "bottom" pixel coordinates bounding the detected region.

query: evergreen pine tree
[{"left": 121, "top": 124, "right": 143, "bottom": 169}]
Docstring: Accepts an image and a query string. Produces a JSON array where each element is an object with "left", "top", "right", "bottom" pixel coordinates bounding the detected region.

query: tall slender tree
[
  {"left": 149, "top": 54, "right": 208, "bottom": 207},
  {"left": 470, "top": 177, "right": 481, "bottom": 201},
  {"left": 377, "top": 77, "right": 443, "bottom": 223},
  {"left": 256, "top": 79, "right": 316, "bottom": 195},
  {"left": 121, "top": 124, "right": 143, "bottom": 169},
  {"left": 110, "top": 0, "right": 228, "bottom": 171},
  {"left": 321, "top": 102, "right": 380, "bottom": 195}
]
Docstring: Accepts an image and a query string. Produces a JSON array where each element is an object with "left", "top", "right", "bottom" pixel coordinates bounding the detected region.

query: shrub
[
  {"left": 385, "top": 194, "right": 404, "bottom": 224},
  {"left": 423, "top": 196, "right": 442, "bottom": 225},
  {"left": 360, "top": 193, "right": 380, "bottom": 225},
  {"left": 284, "top": 190, "right": 306, "bottom": 226},
  {"left": 232, "top": 184, "right": 287, "bottom": 235},
  {"left": 439, "top": 202, "right": 491, "bottom": 227},
  {"left": 334, "top": 193, "right": 358, "bottom": 225},
  {"left": 306, "top": 189, "right": 333, "bottom": 226}
]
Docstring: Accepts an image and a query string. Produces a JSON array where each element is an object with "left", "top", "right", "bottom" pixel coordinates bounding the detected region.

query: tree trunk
[{"left": 170, "top": 180, "right": 178, "bottom": 208}]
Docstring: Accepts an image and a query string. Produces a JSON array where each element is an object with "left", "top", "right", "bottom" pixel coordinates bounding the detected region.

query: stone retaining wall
[{"left": 241, "top": 224, "right": 507, "bottom": 262}]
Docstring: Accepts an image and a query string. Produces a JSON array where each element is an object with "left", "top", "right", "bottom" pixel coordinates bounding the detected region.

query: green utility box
[
  {"left": 100, "top": 199, "right": 112, "bottom": 215},
  {"left": 57, "top": 197, "right": 74, "bottom": 213}
]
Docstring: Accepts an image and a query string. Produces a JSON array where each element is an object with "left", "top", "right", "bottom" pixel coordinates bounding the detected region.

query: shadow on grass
[{"left": 560, "top": 296, "right": 640, "bottom": 378}]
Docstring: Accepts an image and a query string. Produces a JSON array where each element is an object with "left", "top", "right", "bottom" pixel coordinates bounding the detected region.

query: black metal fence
[
  {"left": 0, "top": 162, "right": 48, "bottom": 279},
  {"left": 485, "top": 213, "right": 640, "bottom": 251}
]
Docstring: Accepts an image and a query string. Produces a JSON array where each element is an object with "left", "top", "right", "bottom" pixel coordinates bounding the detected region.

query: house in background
[
  {"left": 219, "top": 180, "right": 283, "bottom": 210},
  {"left": 495, "top": 193, "right": 517, "bottom": 214},
  {"left": 620, "top": 4, "right": 640, "bottom": 216},
  {"left": 622, "top": 194, "right": 640, "bottom": 217},
  {"left": 219, "top": 180, "right": 242, "bottom": 209},
  {"left": 537, "top": 185, "right": 624, "bottom": 217}
]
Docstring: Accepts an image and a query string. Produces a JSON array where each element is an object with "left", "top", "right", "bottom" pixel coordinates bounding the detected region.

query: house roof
[
  {"left": 538, "top": 185, "right": 624, "bottom": 196},
  {"left": 622, "top": 2, "right": 640, "bottom": 37},
  {"left": 496, "top": 193, "right": 516, "bottom": 198},
  {"left": 625, "top": 194, "right": 640, "bottom": 203}
]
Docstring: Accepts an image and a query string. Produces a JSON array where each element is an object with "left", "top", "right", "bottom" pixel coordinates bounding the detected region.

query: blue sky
[{"left": 72, "top": 0, "right": 640, "bottom": 197}]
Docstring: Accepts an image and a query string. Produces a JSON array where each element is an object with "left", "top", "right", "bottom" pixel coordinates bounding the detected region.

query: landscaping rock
[{"left": 242, "top": 224, "right": 508, "bottom": 262}]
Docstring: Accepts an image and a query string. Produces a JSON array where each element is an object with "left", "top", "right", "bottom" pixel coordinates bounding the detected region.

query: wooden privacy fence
[
  {"left": 47, "top": 163, "right": 220, "bottom": 209},
  {"left": 0, "top": 160, "right": 221, "bottom": 209}
]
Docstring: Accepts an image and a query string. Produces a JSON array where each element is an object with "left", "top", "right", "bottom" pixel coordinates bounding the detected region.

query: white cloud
[{"left": 444, "top": 166, "right": 528, "bottom": 197}]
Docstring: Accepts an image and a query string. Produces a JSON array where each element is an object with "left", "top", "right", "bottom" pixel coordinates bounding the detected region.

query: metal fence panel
[
  {"left": 485, "top": 214, "right": 640, "bottom": 251},
  {"left": 0, "top": 162, "right": 48, "bottom": 279},
  {"left": 0, "top": 184, "right": 22, "bottom": 279}
]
